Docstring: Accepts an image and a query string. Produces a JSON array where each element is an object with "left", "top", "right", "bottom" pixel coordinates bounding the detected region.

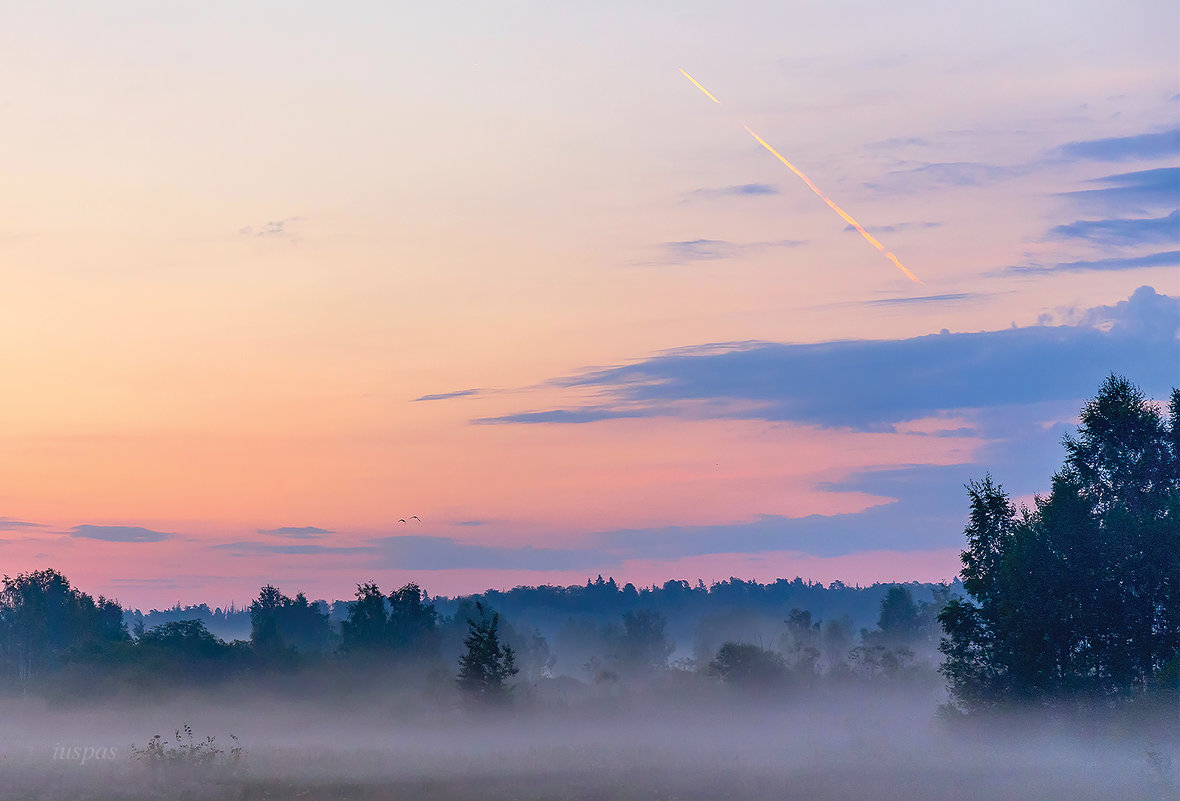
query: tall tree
[{"left": 940, "top": 376, "right": 1180, "bottom": 712}]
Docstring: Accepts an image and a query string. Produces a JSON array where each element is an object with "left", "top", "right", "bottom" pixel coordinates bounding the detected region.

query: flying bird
[
  {"left": 398, "top": 519, "right": 407, "bottom": 524},
  {"left": 410, "top": 515, "right": 421, "bottom": 522}
]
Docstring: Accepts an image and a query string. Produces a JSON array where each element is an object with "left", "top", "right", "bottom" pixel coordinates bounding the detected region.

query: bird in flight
[
  {"left": 398, "top": 519, "right": 407, "bottom": 524},
  {"left": 410, "top": 515, "right": 421, "bottom": 522}
]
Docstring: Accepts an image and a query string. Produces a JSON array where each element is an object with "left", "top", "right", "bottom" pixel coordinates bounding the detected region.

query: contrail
[
  {"left": 678, "top": 68, "right": 720, "bottom": 104},
  {"left": 679, "top": 70, "right": 922, "bottom": 284}
]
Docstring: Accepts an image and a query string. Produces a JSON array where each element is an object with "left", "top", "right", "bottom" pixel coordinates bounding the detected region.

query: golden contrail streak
[
  {"left": 743, "top": 126, "right": 922, "bottom": 284},
  {"left": 679, "top": 70, "right": 922, "bottom": 284},
  {"left": 678, "top": 68, "right": 720, "bottom": 103}
]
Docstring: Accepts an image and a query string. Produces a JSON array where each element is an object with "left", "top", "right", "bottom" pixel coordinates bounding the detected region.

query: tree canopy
[{"left": 939, "top": 376, "right": 1179, "bottom": 712}]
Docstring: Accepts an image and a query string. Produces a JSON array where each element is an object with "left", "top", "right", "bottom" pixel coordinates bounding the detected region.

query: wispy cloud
[
  {"left": 844, "top": 221, "right": 940, "bottom": 235},
  {"left": 70, "top": 525, "right": 173, "bottom": 543},
  {"left": 865, "top": 136, "right": 930, "bottom": 150},
  {"left": 0, "top": 517, "right": 43, "bottom": 530},
  {"left": 1010, "top": 250, "right": 1179, "bottom": 275},
  {"left": 238, "top": 216, "right": 306, "bottom": 238},
  {"left": 1049, "top": 209, "right": 1180, "bottom": 246},
  {"left": 372, "top": 535, "right": 613, "bottom": 571},
  {"left": 643, "top": 238, "right": 805, "bottom": 265},
  {"left": 1062, "top": 167, "right": 1180, "bottom": 212},
  {"left": 1053, "top": 128, "right": 1180, "bottom": 162},
  {"left": 684, "top": 183, "right": 780, "bottom": 201},
  {"left": 475, "top": 407, "right": 664, "bottom": 426},
  {"left": 414, "top": 388, "right": 484, "bottom": 402},
  {"left": 211, "top": 541, "right": 364, "bottom": 556},
  {"left": 256, "top": 526, "right": 333, "bottom": 539},
  {"left": 862, "top": 293, "right": 978, "bottom": 307},
  {"left": 873, "top": 162, "right": 1025, "bottom": 191}
]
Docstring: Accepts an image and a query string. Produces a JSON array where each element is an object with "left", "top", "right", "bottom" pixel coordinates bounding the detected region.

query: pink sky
[{"left": 1, "top": 1, "right": 1177, "bottom": 608}]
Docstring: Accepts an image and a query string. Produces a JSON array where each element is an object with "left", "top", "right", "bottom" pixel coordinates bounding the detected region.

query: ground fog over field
[{"left": 0, "top": 685, "right": 1173, "bottom": 801}]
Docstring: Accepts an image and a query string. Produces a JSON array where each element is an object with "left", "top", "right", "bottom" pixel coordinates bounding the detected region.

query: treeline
[
  {"left": 121, "top": 575, "right": 947, "bottom": 647},
  {"left": 0, "top": 567, "right": 949, "bottom": 702}
]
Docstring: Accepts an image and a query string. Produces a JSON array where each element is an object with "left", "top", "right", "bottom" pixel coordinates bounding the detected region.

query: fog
[{"left": 1, "top": 678, "right": 1172, "bottom": 800}]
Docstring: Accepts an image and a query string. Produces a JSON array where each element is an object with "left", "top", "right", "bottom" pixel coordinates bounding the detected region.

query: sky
[{"left": 1, "top": 1, "right": 1177, "bottom": 609}]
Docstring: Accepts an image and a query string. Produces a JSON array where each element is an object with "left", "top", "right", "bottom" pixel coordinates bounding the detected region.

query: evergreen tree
[{"left": 456, "top": 602, "right": 518, "bottom": 704}]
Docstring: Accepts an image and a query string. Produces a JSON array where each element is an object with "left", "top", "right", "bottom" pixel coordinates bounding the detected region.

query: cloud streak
[
  {"left": 685, "top": 183, "right": 780, "bottom": 201},
  {"left": 644, "top": 238, "right": 805, "bottom": 265},
  {"left": 256, "top": 526, "right": 333, "bottom": 539},
  {"left": 1062, "top": 167, "right": 1180, "bottom": 212},
  {"left": 211, "top": 541, "right": 363, "bottom": 556},
  {"left": 414, "top": 388, "right": 484, "bottom": 402},
  {"left": 70, "top": 525, "right": 173, "bottom": 543},
  {"left": 372, "top": 535, "right": 613, "bottom": 571},
  {"left": 1054, "top": 128, "right": 1180, "bottom": 162},
  {"left": 1049, "top": 209, "right": 1179, "bottom": 246},
  {"left": 1011, "top": 250, "right": 1179, "bottom": 275},
  {"left": 0, "top": 517, "right": 43, "bottom": 530}
]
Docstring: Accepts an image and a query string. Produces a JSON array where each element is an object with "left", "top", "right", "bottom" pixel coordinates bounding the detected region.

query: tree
[
  {"left": 387, "top": 582, "right": 438, "bottom": 656},
  {"left": 249, "top": 585, "right": 288, "bottom": 653},
  {"left": 939, "top": 376, "right": 1180, "bottom": 712},
  {"left": 876, "top": 586, "right": 921, "bottom": 645},
  {"left": 249, "top": 585, "right": 332, "bottom": 657},
  {"left": 708, "top": 642, "right": 787, "bottom": 689},
  {"left": 607, "top": 609, "right": 674, "bottom": 677},
  {"left": 456, "top": 602, "right": 518, "bottom": 705},
  {"left": 0, "top": 569, "right": 127, "bottom": 684},
  {"left": 340, "top": 582, "right": 388, "bottom": 654}
]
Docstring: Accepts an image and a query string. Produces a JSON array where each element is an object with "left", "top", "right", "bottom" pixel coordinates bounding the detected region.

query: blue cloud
[
  {"left": 475, "top": 407, "right": 662, "bottom": 426},
  {"left": 1054, "top": 128, "right": 1180, "bottom": 162},
  {"left": 863, "top": 293, "right": 977, "bottom": 307},
  {"left": 643, "top": 238, "right": 805, "bottom": 265},
  {"left": 211, "top": 541, "right": 363, "bottom": 556},
  {"left": 256, "top": 526, "right": 332, "bottom": 539},
  {"left": 1063, "top": 167, "right": 1180, "bottom": 212},
  {"left": 414, "top": 388, "right": 483, "bottom": 402},
  {"left": 687, "top": 184, "right": 780, "bottom": 201},
  {"left": 866, "top": 136, "right": 929, "bottom": 150},
  {"left": 844, "top": 221, "right": 941, "bottom": 235},
  {"left": 70, "top": 525, "right": 173, "bottom": 543},
  {"left": 372, "top": 536, "right": 614, "bottom": 571},
  {"left": 875, "top": 162, "right": 1024, "bottom": 190},
  {"left": 1049, "top": 209, "right": 1180, "bottom": 246},
  {"left": 1012, "top": 250, "right": 1179, "bottom": 275},
  {"left": 0, "top": 517, "right": 43, "bottom": 530},
  {"left": 475, "top": 287, "right": 1177, "bottom": 432}
]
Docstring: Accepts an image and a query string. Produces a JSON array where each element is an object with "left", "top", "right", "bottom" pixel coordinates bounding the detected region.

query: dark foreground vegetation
[{"left": 0, "top": 376, "right": 1175, "bottom": 799}]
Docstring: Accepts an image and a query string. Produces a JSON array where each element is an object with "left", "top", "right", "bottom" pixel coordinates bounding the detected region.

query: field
[{"left": 0, "top": 688, "right": 1172, "bottom": 801}]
